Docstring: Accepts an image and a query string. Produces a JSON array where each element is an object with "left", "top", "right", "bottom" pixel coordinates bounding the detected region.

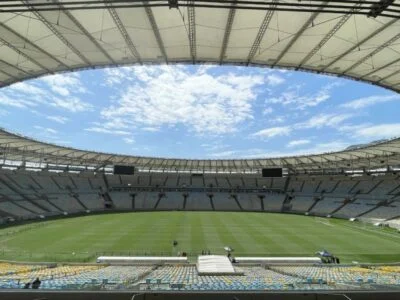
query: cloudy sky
[{"left": 0, "top": 65, "right": 399, "bottom": 159}]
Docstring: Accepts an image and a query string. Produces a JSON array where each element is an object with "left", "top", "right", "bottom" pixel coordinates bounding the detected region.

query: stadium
[{"left": 1, "top": 0, "right": 400, "bottom": 299}]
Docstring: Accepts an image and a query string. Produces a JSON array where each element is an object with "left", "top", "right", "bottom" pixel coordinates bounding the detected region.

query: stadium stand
[
  {"left": 310, "top": 197, "right": 345, "bottom": 216},
  {"left": 236, "top": 194, "right": 262, "bottom": 211},
  {"left": 1, "top": 262, "right": 399, "bottom": 291},
  {"left": 185, "top": 193, "right": 212, "bottom": 211},
  {"left": 79, "top": 194, "right": 104, "bottom": 211},
  {"left": 109, "top": 192, "right": 132, "bottom": 210},
  {"left": 1, "top": 0, "right": 400, "bottom": 297},
  {"left": 301, "top": 180, "right": 321, "bottom": 194},
  {"left": 1, "top": 168, "right": 400, "bottom": 231},
  {"left": 263, "top": 193, "right": 285, "bottom": 212},
  {"left": 333, "top": 200, "right": 381, "bottom": 219},
  {"left": 212, "top": 193, "right": 241, "bottom": 211},
  {"left": 290, "top": 196, "right": 315, "bottom": 213},
  {"left": 158, "top": 192, "right": 183, "bottom": 210},
  {"left": 135, "top": 192, "right": 160, "bottom": 210},
  {"left": 359, "top": 200, "right": 400, "bottom": 223},
  {"left": 270, "top": 265, "right": 400, "bottom": 286}
]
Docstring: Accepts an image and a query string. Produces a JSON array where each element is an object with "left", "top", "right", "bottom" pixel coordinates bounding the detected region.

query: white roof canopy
[
  {"left": 0, "top": 0, "right": 399, "bottom": 92},
  {"left": 1, "top": 1, "right": 400, "bottom": 172},
  {"left": 1, "top": 129, "right": 400, "bottom": 172}
]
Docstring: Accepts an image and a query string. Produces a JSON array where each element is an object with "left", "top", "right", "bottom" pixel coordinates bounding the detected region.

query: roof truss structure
[
  {"left": 0, "top": 0, "right": 398, "bottom": 91},
  {"left": 0, "top": 1, "right": 400, "bottom": 172},
  {"left": 1, "top": 129, "right": 400, "bottom": 173}
]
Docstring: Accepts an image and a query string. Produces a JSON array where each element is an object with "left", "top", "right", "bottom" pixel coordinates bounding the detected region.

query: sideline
[
  {"left": 341, "top": 222, "right": 400, "bottom": 242},
  {"left": 314, "top": 217, "right": 335, "bottom": 227}
]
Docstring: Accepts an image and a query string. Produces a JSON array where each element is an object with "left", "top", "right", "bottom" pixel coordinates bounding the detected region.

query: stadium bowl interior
[{"left": 1, "top": 0, "right": 400, "bottom": 299}]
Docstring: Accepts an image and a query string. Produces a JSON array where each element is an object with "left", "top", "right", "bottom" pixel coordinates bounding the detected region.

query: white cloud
[
  {"left": 296, "top": 113, "right": 353, "bottom": 129},
  {"left": 207, "top": 148, "right": 265, "bottom": 158},
  {"left": 348, "top": 123, "right": 400, "bottom": 140},
  {"left": 33, "top": 125, "right": 57, "bottom": 134},
  {"left": 50, "top": 97, "right": 93, "bottom": 112},
  {"left": 201, "top": 142, "right": 229, "bottom": 152},
  {"left": 141, "top": 127, "right": 160, "bottom": 132},
  {"left": 262, "top": 107, "right": 274, "bottom": 115},
  {"left": 9, "top": 82, "right": 46, "bottom": 96},
  {"left": 103, "top": 67, "right": 133, "bottom": 86},
  {"left": 266, "top": 81, "right": 341, "bottom": 109},
  {"left": 268, "top": 116, "right": 286, "bottom": 124},
  {"left": 123, "top": 137, "right": 135, "bottom": 144},
  {"left": 0, "top": 74, "right": 92, "bottom": 113},
  {"left": 266, "top": 74, "right": 285, "bottom": 86},
  {"left": 341, "top": 95, "right": 400, "bottom": 109},
  {"left": 242, "top": 141, "right": 350, "bottom": 158},
  {"left": 208, "top": 150, "right": 238, "bottom": 158},
  {"left": 101, "top": 66, "right": 265, "bottom": 135},
  {"left": 251, "top": 126, "right": 291, "bottom": 139},
  {"left": 85, "top": 127, "right": 131, "bottom": 136},
  {"left": 41, "top": 73, "right": 86, "bottom": 96},
  {"left": 46, "top": 115, "right": 69, "bottom": 124},
  {"left": 287, "top": 139, "right": 311, "bottom": 148},
  {"left": 207, "top": 140, "right": 350, "bottom": 158}
]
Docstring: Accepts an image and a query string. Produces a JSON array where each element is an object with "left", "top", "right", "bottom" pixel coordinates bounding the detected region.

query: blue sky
[{"left": 0, "top": 65, "right": 399, "bottom": 159}]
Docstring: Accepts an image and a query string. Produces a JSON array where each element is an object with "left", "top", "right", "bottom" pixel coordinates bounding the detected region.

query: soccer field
[{"left": 0, "top": 212, "right": 399, "bottom": 263}]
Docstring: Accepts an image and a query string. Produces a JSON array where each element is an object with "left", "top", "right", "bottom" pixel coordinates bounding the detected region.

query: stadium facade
[{"left": 0, "top": 126, "right": 400, "bottom": 229}]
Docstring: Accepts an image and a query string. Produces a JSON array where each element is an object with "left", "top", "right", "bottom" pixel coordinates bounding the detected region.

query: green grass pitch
[{"left": 0, "top": 211, "right": 399, "bottom": 263}]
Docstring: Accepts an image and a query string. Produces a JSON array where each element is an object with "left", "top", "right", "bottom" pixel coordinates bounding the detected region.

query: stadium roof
[
  {"left": 1, "top": 1, "right": 400, "bottom": 172},
  {"left": 0, "top": 0, "right": 399, "bottom": 92},
  {"left": 1, "top": 128, "right": 400, "bottom": 172}
]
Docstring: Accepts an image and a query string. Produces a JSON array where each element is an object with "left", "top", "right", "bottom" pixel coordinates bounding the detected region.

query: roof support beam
[
  {"left": 0, "top": 69, "right": 17, "bottom": 81},
  {"left": 0, "top": 23, "right": 68, "bottom": 70},
  {"left": 23, "top": 2, "right": 92, "bottom": 66},
  {"left": 377, "top": 66, "right": 400, "bottom": 83},
  {"left": 321, "top": 19, "right": 397, "bottom": 72},
  {"left": 106, "top": 3, "right": 142, "bottom": 63},
  {"left": 187, "top": 2, "right": 196, "bottom": 63},
  {"left": 296, "top": 12, "right": 353, "bottom": 69},
  {"left": 0, "top": 38, "right": 51, "bottom": 73},
  {"left": 247, "top": 1, "right": 277, "bottom": 64},
  {"left": 273, "top": 8, "right": 323, "bottom": 67},
  {"left": 0, "top": 59, "right": 32, "bottom": 76},
  {"left": 53, "top": 0, "right": 116, "bottom": 64},
  {"left": 360, "top": 57, "right": 400, "bottom": 80},
  {"left": 143, "top": 1, "right": 168, "bottom": 63},
  {"left": 342, "top": 32, "right": 400, "bottom": 74},
  {"left": 219, "top": 1, "right": 237, "bottom": 64}
]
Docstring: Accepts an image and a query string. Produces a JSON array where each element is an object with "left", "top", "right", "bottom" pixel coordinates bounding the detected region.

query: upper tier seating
[
  {"left": 287, "top": 179, "right": 304, "bottom": 193},
  {"left": 0, "top": 169, "right": 399, "bottom": 226}
]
